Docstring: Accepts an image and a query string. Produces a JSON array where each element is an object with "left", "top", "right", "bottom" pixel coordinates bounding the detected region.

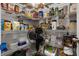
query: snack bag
[
  {"left": 4, "top": 20, "right": 12, "bottom": 31},
  {"left": 12, "top": 21, "right": 20, "bottom": 31}
]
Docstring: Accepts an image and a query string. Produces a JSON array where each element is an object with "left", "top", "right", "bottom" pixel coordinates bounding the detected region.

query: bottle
[
  {"left": 39, "top": 11, "right": 43, "bottom": 17},
  {"left": 51, "top": 20, "right": 57, "bottom": 30}
]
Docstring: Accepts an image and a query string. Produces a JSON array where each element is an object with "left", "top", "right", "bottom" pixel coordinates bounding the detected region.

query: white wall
[
  {"left": 77, "top": 3, "right": 79, "bottom": 56},
  {"left": 0, "top": 4, "right": 1, "bottom": 44},
  {"left": 0, "top": 3, "right": 1, "bottom": 56}
]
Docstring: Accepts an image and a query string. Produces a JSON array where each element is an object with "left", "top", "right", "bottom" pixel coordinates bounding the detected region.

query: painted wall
[{"left": 77, "top": 3, "right": 79, "bottom": 56}]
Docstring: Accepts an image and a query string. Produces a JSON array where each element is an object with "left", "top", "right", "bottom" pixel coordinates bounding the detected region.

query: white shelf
[
  {"left": 1, "top": 44, "right": 29, "bottom": 56},
  {"left": 47, "top": 30, "right": 68, "bottom": 33},
  {"left": 47, "top": 30, "right": 76, "bottom": 33},
  {"left": 1, "top": 8, "right": 52, "bottom": 21},
  {"left": 17, "top": 14, "right": 52, "bottom": 21},
  {"left": 1, "top": 30, "right": 28, "bottom": 34}
]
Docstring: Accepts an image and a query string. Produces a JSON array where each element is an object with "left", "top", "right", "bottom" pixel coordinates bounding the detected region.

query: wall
[
  {"left": 77, "top": 3, "right": 79, "bottom": 56},
  {"left": 0, "top": 4, "right": 1, "bottom": 56}
]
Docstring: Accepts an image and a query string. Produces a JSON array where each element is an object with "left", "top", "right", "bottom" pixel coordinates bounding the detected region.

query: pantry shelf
[
  {"left": 1, "top": 44, "right": 29, "bottom": 56},
  {"left": 47, "top": 30, "right": 68, "bottom": 33},
  {"left": 1, "top": 30, "right": 28, "bottom": 34},
  {"left": 1, "top": 7, "right": 52, "bottom": 21},
  {"left": 17, "top": 14, "right": 52, "bottom": 21},
  {"left": 47, "top": 30, "right": 76, "bottom": 34}
]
